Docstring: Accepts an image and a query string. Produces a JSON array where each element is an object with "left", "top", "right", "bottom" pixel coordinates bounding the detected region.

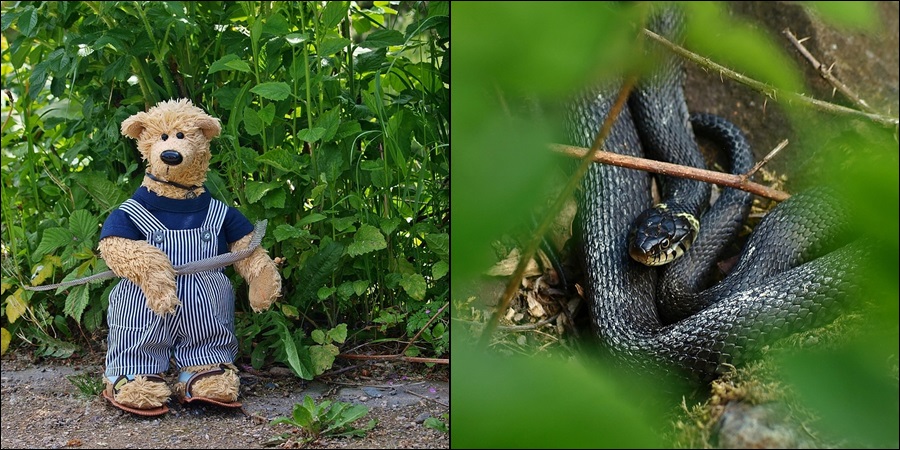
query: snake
[{"left": 568, "top": 10, "right": 865, "bottom": 381}]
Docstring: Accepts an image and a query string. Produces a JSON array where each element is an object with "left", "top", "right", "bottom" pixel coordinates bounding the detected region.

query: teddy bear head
[{"left": 121, "top": 98, "right": 221, "bottom": 199}]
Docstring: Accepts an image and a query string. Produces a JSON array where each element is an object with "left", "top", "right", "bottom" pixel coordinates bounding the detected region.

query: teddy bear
[{"left": 97, "top": 98, "right": 282, "bottom": 416}]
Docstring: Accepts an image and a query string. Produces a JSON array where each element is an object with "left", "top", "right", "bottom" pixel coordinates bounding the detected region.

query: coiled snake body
[{"left": 568, "top": 13, "right": 864, "bottom": 380}]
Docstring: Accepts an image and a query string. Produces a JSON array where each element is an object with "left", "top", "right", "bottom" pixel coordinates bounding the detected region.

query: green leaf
[
  {"left": 322, "top": 1, "right": 349, "bottom": 29},
  {"left": 310, "top": 343, "right": 339, "bottom": 375},
  {"left": 278, "top": 322, "right": 314, "bottom": 380},
  {"left": 73, "top": 172, "right": 129, "bottom": 212},
  {"left": 243, "top": 106, "right": 263, "bottom": 135},
  {"left": 327, "top": 323, "right": 348, "bottom": 344},
  {"left": 379, "top": 217, "right": 401, "bottom": 236},
  {"left": 360, "top": 29, "right": 404, "bottom": 49},
  {"left": 315, "top": 107, "right": 341, "bottom": 143},
  {"left": 257, "top": 148, "right": 300, "bottom": 173},
  {"left": 432, "top": 260, "right": 449, "bottom": 280},
  {"left": 224, "top": 59, "right": 252, "bottom": 73},
  {"left": 273, "top": 224, "right": 308, "bottom": 242},
  {"left": 251, "top": 82, "right": 291, "bottom": 101},
  {"left": 281, "top": 303, "right": 299, "bottom": 319},
  {"left": 400, "top": 273, "right": 427, "bottom": 301},
  {"left": 68, "top": 210, "right": 98, "bottom": 243},
  {"left": 285, "top": 33, "right": 308, "bottom": 46},
  {"left": 17, "top": 6, "right": 38, "bottom": 37},
  {"left": 244, "top": 181, "right": 281, "bottom": 204},
  {"left": 292, "top": 399, "right": 314, "bottom": 426},
  {"left": 296, "top": 127, "right": 326, "bottom": 143},
  {"left": 318, "top": 36, "right": 351, "bottom": 56},
  {"left": 802, "top": 1, "right": 878, "bottom": 29},
  {"left": 296, "top": 240, "right": 344, "bottom": 305},
  {"left": 351, "top": 280, "right": 368, "bottom": 297},
  {"left": 262, "top": 189, "right": 286, "bottom": 209},
  {"left": 425, "top": 233, "right": 449, "bottom": 261},
  {"left": 423, "top": 417, "right": 448, "bottom": 433},
  {"left": 346, "top": 224, "right": 387, "bottom": 257},
  {"left": 331, "top": 216, "right": 356, "bottom": 232},
  {"left": 209, "top": 54, "right": 242, "bottom": 74},
  {"left": 297, "top": 213, "right": 327, "bottom": 227},
  {"left": 317, "top": 286, "right": 336, "bottom": 300},
  {"left": 311, "top": 329, "right": 326, "bottom": 345},
  {"left": 258, "top": 103, "right": 276, "bottom": 125},
  {"left": 64, "top": 284, "right": 90, "bottom": 323},
  {"left": 33, "top": 227, "right": 74, "bottom": 260}
]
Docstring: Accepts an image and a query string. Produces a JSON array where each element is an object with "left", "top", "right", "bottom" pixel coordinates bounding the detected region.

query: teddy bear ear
[
  {"left": 121, "top": 112, "right": 147, "bottom": 139},
  {"left": 195, "top": 116, "right": 222, "bottom": 140}
]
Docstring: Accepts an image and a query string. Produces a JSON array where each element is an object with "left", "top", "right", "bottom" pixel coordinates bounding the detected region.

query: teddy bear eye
[
  {"left": 176, "top": 132, "right": 185, "bottom": 139},
  {"left": 161, "top": 133, "right": 168, "bottom": 141}
]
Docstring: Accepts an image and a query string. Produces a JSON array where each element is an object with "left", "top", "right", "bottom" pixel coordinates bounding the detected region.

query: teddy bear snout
[{"left": 160, "top": 150, "right": 183, "bottom": 166}]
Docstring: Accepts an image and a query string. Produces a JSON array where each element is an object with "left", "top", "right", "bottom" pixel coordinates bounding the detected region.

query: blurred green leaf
[{"left": 802, "top": 1, "right": 879, "bottom": 29}]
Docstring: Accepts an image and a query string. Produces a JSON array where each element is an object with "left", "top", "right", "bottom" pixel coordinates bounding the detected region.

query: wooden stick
[
  {"left": 782, "top": 28, "right": 879, "bottom": 115},
  {"left": 551, "top": 143, "right": 791, "bottom": 202},
  {"left": 641, "top": 28, "right": 898, "bottom": 127},
  {"left": 740, "top": 139, "right": 789, "bottom": 184}
]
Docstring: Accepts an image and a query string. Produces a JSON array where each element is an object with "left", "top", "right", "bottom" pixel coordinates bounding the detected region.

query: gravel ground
[{"left": 0, "top": 349, "right": 449, "bottom": 449}]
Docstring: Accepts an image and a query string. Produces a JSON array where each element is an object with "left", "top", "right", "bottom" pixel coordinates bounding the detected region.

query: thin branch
[
  {"left": 641, "top": 28, "right": 899, "bottom": 128},
  {"left": 782, "top": 28, "right": 879, "bottom": 115},
  {"left": 740, "top": 139, "right": 789, "bottom": 183},
  {"left": 550, "top": 143, "right": 791, "bottom": 202},
  {"left": 337, "top": 353, "right": 449, "bottom": 365},
  {"left": 400, "top": 302, "right": 448, "bottom": 357},
  {"left": 477, "top": 77, "right": 638, "bottom": 350}
]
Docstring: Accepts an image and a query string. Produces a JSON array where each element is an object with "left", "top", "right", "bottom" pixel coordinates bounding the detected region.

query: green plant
[
  {"left": 66, "top": 372, "right": 104, "bottom": 398},
  {"left": 423, "top": 414, "right": 449, "bottom": 433},
  {"left": 270, "top": 394, "right": 376, "bottom": 443}
]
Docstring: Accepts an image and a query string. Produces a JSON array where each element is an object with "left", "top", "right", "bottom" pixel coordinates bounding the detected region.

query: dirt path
[{"left": 0, "top": 350, "right": 449, "bottom": 449}]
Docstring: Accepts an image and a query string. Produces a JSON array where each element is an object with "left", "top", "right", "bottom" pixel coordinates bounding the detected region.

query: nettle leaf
[
  {"left": 425, "top": 233, "right": 449, "bottom": 261},
  {"left": 251, "top": 82, "right": 291, "bottom": 101},
  {"left": 315, "top": 107, "right": 341, "bottom": 143},
  {"left": 68, "top": 210, "right": 98, "bottom": 244},
  {"left": 346, "top": 224, "right": 386, "bottom": 257},
  {"left": 262, "top": 189, "right": 286, "bottom": 209},
  {"left": 64, "top": 284, "right": 90, "bottom": 323},
  {"left": 33, "top": 227, "right": 74, "bottom": 260},
  {"left": 351, "top": 280, "right": 368, "bottom": 297},
  {"left": 360, "top": 29, "right": 404, "bottom": 49},
  {"left": 400, "top": 273, "right": 427, "bottom": 301},
  {"left": 297, "top": 213, "right": 327, "bottom": 228},
  {"left": 245, "top": 181, "right": 281, "bottom": 204}
]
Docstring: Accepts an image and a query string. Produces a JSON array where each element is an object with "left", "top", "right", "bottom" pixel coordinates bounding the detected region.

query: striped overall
[{"left": 104, "top": 198, "right": 238, "bottom": 380}]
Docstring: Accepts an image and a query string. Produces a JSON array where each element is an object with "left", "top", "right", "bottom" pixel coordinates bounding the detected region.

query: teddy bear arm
[
  {"left": 99, "top": 237, "right": 180, "bottom": 316},
  {"left": 230, "top": 233, "right": 282, "bottom": 312}
]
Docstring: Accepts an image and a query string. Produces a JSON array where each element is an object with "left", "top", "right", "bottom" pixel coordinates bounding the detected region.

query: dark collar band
[{"left": 145, "top": 172, "right": 202, "bottom": 198}]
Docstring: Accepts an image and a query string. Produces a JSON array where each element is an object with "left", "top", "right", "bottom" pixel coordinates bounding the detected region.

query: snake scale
[{"left": 568, "top": 11, "right": 865, "bottom": 380}]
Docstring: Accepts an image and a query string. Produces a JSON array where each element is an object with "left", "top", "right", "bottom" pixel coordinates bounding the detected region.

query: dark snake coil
[{"left": 568, "top": 11, "right": 865, "bottom": 381}]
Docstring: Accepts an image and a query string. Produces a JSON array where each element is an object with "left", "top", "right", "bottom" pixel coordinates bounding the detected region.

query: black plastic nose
[{"left": 160, "top": 150, "right": 183, "bottom": 166}]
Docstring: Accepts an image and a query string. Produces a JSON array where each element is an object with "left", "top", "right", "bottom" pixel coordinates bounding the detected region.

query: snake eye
[{"left": 659, "top": 238, "right": 670, "bottom": 249}]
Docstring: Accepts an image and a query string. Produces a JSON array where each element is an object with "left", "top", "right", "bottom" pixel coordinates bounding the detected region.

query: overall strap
[
  {"left": 118, "top": 199, "right": 168, "bottom": 237},
  {"left": 202, "top": 198, "right": 229, "bottom": 234}
]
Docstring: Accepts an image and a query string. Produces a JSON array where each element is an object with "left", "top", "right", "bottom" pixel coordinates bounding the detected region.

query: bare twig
[
  {"left": 551, "top": 143, "right": 791, "bottom": 202},
  {"left": 400, "top": 302, "right": 448, "bottom": 357},
  {"left": 782, "top": 28, "right": 879, "bottom": 115},
  {"left": 406, "top": 389, "right": 450, "bottom": 407},
  {"left": 337, "top": 353, "right": 449, "bottom": 365},
  {"left": 641, "top": 28, "right": 899, "bottom": 128},
  {"left": 740, "top": 139, "right": 789, "bottom": 183},
  {"left": 477, "top": 77, "right": 639, "bottom": 349}
]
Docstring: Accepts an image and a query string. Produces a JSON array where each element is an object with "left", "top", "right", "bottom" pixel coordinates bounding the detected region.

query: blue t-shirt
[{"left": 100, "top": 187, "right": 254, "bottom": 256}]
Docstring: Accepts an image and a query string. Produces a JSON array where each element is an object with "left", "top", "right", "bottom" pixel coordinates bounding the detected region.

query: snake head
[{"left": 628, "top": 203, "right": 699, "bottom": 266}]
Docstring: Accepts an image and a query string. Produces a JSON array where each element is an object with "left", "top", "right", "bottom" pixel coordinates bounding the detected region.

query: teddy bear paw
[{"left": 248, "top": 265, "right": 282, "bottom": 312}]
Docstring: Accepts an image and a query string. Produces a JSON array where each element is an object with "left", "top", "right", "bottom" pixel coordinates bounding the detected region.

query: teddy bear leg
[{"left": 175, "top": 363, "right": 241, "bottom": 405}]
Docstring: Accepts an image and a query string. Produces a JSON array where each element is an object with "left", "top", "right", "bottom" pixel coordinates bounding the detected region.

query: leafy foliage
[
  {"left": 270, "top": 394, "right": 376, "bottom": 443},
  {"left": 1, "top": 1, "right": 449, "bottom": 371}
]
